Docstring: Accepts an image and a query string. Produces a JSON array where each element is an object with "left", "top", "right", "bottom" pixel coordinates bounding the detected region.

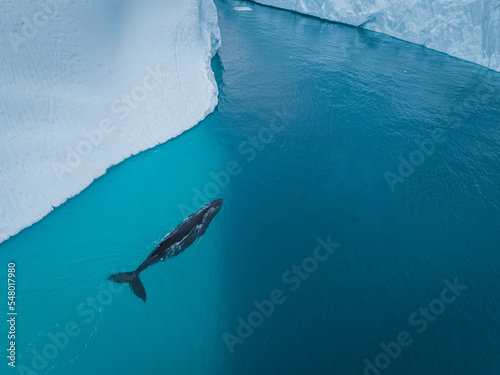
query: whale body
[{"left": 108, "top": 198, "right": 223, "bottom": 302}]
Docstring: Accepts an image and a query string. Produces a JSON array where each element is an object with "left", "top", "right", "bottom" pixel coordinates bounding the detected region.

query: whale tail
[{"left": 108, "top": 271, "right": 147, "bottom": 303}]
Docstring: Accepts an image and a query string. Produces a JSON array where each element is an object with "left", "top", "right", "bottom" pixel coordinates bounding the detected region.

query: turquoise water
[{"left": 2, "top": 1, "right": 500, "bottom": 374}]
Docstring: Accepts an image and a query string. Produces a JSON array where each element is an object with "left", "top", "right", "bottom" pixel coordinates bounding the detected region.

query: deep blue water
[{"left": 2, "top": 0, "right": 500, "bottom": 374}]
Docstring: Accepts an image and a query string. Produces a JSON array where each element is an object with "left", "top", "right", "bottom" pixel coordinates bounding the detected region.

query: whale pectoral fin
[{"left": 130, "top": 276, "right": 147, "bottom": 303}]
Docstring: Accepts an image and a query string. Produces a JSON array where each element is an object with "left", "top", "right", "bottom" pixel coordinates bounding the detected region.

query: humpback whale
[{"left": 108, "top": 198, "right": 223, "bottom": 302}]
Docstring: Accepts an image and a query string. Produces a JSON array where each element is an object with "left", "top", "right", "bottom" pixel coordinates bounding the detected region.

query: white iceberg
[
  {"left": 0, "top": 0, "right": 221, "bottom": 243},
  {"left": 250, "top": 0, "right": 500, "bottom": 72}
]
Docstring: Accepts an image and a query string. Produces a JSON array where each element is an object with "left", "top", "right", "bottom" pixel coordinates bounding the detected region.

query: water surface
[{"left": 2, "top": 1, "right": 500, "bottom": 374}]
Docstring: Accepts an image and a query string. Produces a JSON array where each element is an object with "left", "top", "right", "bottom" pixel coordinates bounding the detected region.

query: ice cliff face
[
  {"left": 0, "top": 0, "right": 220, "bottom": 243},
  {"left": 250, "top": 0, "right": 500, "bottom": 72}
]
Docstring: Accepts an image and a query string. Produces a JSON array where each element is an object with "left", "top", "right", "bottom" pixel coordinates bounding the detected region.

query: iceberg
[
  {"left": 249, "top": 0, "right": 500, "bottom": 72},
  {"left": 0, "top": 0, "right": 220, "bottom": 243}
]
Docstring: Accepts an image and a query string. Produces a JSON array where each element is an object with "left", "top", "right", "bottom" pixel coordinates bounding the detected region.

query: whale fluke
[{"left": 108, "top": 271, "right": 147, "bottom": 302}]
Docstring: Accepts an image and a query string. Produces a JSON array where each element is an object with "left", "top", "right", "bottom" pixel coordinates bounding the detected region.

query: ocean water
[{"left": 2, "top": 1, "right": 500, "bottom": 374}]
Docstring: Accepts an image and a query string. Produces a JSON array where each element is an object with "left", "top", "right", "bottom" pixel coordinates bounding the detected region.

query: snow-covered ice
[
  {"left": 0, "top": 0, "right": 220, "bottom": 243},
  {"left": 250, "top": 0, "right": 500, "bottom": 72}
]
